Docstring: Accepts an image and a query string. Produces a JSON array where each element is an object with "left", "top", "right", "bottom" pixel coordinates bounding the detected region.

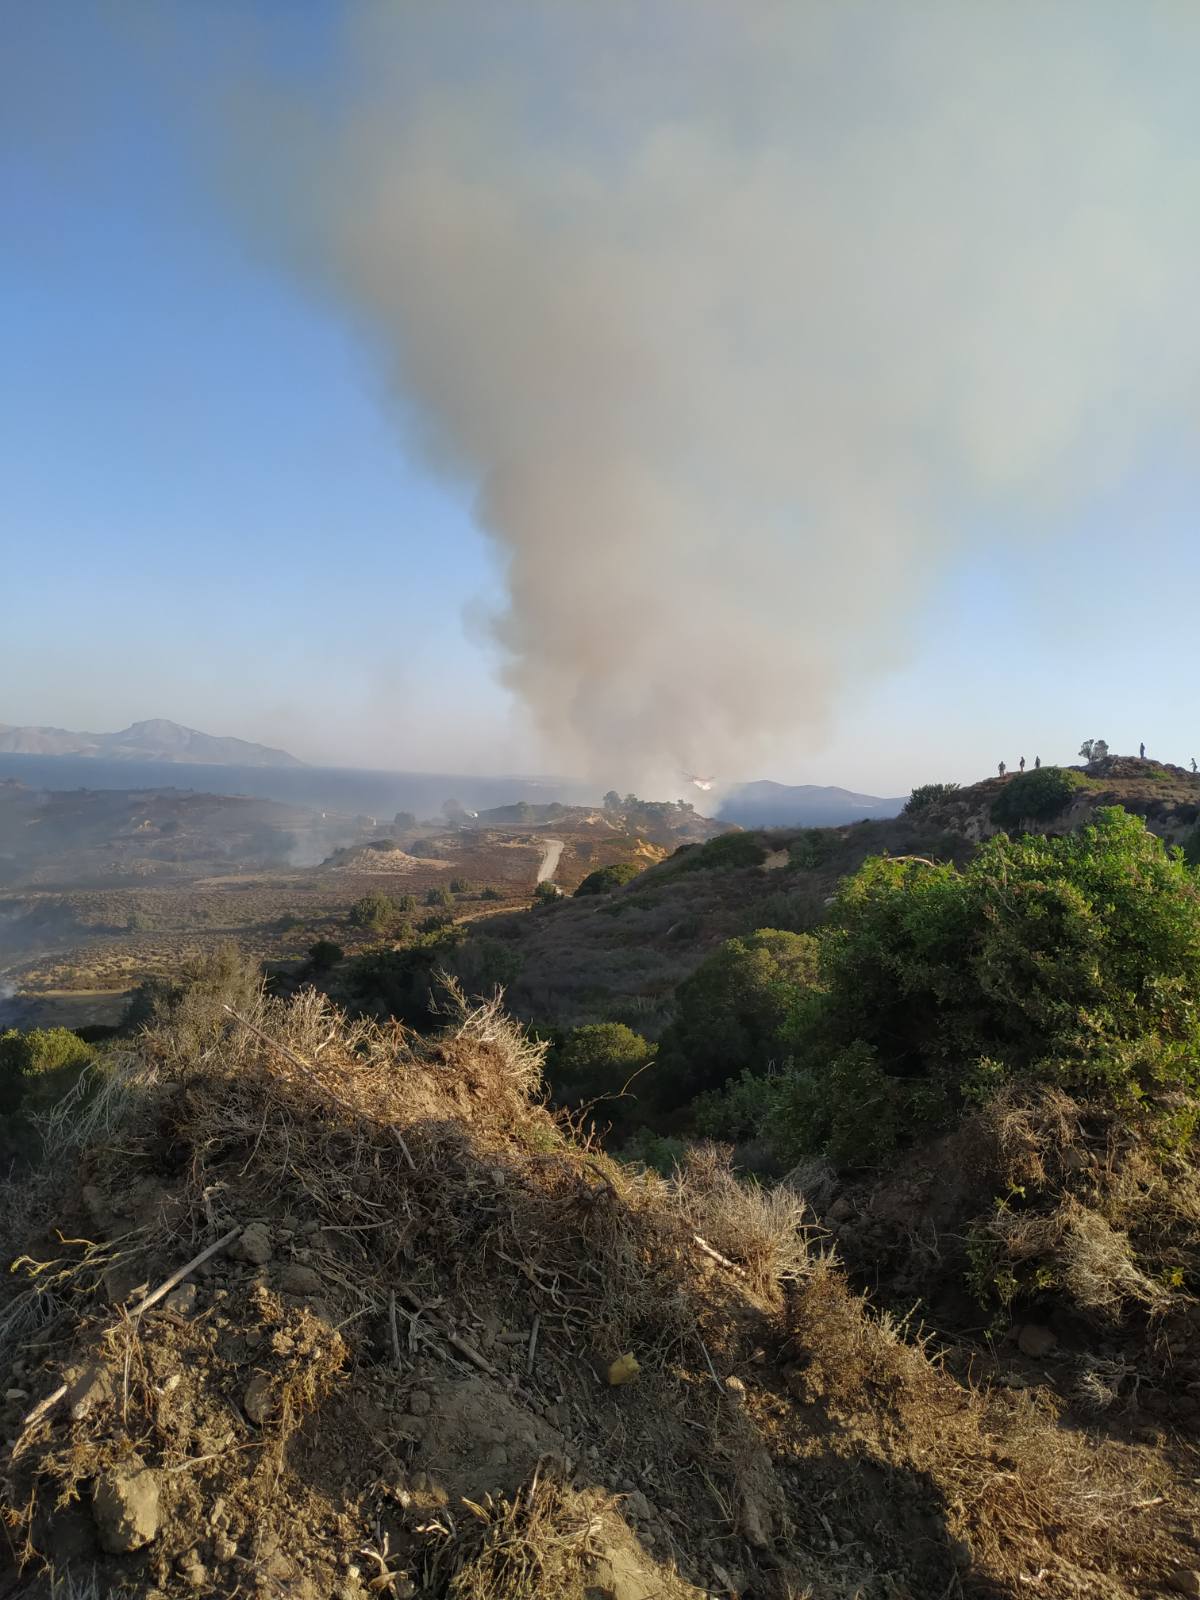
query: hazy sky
[{"left": 3, "top": 4, "right": 1199, "bottom": 795}]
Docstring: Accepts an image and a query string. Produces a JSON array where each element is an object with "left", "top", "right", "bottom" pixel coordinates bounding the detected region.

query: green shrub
[
  {"left": 349, "top": 893, "right": 398, "bottom": 930},
  {"left": 775, "top": 809, "right": 1200, "bottom": 1166},
  {"left": 619, "top": 1128, "right": 689, "bottom": 1176},
  {"left": 675, "top": 832, "right": 768, "bottom": 873},
  {"left": 479, "top": 886, "right": 504, "bottom": 902},
  {"left": 904, "top": 782, "right": 960, "bottom": 815},
  {"left": 306, "top": 939, "right": 344, "bottom": 972},
  {"left": 656, "top": 929, "right": 820, "bottom": 1107},
  {"left": 0, "top": 1027, "right": 93, "bottom": 1115},
  {"left": 989, "top": 766, "right": 1086, "bottom": 828},
  {"left": 691, "top": 1068, "right": 779, "bottom": 1143},
  {"left": 786, "top": 830, "right": 836, "bottom": 869},
  {"left": 397, "top": 893, "right": 418, "bottom": 914},
  {"left": 121, "top": 944, "right": 262, "bottom": 1048},
  {"left": 575, "top": 862, "right": 643, "bottom": 897},
  {"left": 449, "top": 877, "right": 471, "bottom": 895},
  {"left": 342, "top": 927, "right": 465, "bottom": 1027},
  {"left": 552, "top": 1022, "right": 656, "bottom": 1107},
  {"left": 425, "top": 886, "right": 453, "bottom": 908},
  {"left": 533, "top": 880, "right": 562, "bottom": 905}
]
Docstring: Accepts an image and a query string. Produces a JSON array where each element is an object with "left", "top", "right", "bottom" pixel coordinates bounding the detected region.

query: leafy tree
[
  {"left": 904, "top": 782, "right": 960, "bottom": 815},
  {"left": 776, "top": 810, "right": 1200, "bottom": 1164},
  {"left": 575, "top": 862, "right": 643, "bottom": 897},
  {"left": 449, "top": 877, "right": 471, "bottom": 895},
  {"left": 0, "top": 1027, "right": 93, "bottom": 1115},
  {"left": 392, "top": 811, "right": 417, "bottom": 830},
  {"left": 397, "top": 893, "right": 418, "bottom": 914},
  {"left": 656, "top": 929, "right": 820, "bottom": 1106},
  {"left": 425, "top": 886, "right": 453, "bottom": 908},
  {"left": 603, "top": 791, "right": 623, "bottom": 813},
  {"left": 349, "top": 893, "right": 398, "bottom": 930},
  {"left": 306, "top": 939, "right": 343, "bottom": 973},
  {"left": 533, "top": 880, "right": 562, "bottom": 905},
  {"left": 1079, "top": 738, "right": 1109, "bottom": 763},
  {"left": 989, "top": 766, "right": 1086, "bottom": 828},
  {"left": 479, "top": 885, "right": 504, "bottom": 901}
]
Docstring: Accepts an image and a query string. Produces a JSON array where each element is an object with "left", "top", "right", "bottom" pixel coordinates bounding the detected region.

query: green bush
[
  {"left": 397, "top": 893, "right": 418, "bottom": 914},
  {"left": 553, "top": 1022, "right": 656, "bottom": 1107},
  {"left": 349, "top": 893, "right": 398, "bottom": 930},
  {"left": 306, "top": 939, "right": 344, "bottom": 973},
  {"left": 775, "top": 809, "right": 1200, "bottom": 1165},
  {"left": 449, "top": 877, "right": 471, "bottom": 895},
  {"left": 0, "top": 1027, "right": 93, "bottom": 1115},
  {"left": 479, "top": 885, "right": 504, "bottom": 902},
  {"left": 425, "top": 885, "right": 454, "bottom": 909},
  {"left": 691, "top": 1068, "right": 779, "bottom": 1143},
  {"left": 786, "top": 830, "right": 836, "bottom": 869},
  {"left": 575, "top": 862, "right": 643, "bottom": 897},
  {"left": 904, "top": 782, "right": 960, "bottom": 815},
  {"left": 655, "top": 929, "right": 820, "bottom": 1107},
  {"left": 532, "top": 880, "right": 562, "bottom": 905},
  {"left": 121, "top": 944, "right": 262, "bottom": 1047},
  {"left": 674, "top": 832, "right": 768, "bottom": 873},
  {"left": 990, "top": 766, "right": 1086, "bottom": 828}
]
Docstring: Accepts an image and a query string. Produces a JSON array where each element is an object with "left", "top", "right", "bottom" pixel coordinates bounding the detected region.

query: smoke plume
[{"left": 235, "top": 2, "right": 1200, "bottom": 781}]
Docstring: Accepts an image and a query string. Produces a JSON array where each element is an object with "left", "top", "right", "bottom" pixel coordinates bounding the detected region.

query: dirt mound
[{"left": 2, "top": 993, "right": 1197, "bottom": 1598}]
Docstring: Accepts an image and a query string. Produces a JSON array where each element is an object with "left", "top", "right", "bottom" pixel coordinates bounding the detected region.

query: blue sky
[{"left": 3, "top": 5, "right": 1198, "bottom": 793}]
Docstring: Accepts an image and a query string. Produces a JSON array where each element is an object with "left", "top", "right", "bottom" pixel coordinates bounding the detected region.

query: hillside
[
  {"left": 0, "top": 719, "right": 303, "bottom": 768},
  {"left": 913, "top": 755, "right": 1200, "bottom": 846},
  {"left": 2, "top": 986, "right": 1197, "bottom": 1599}
]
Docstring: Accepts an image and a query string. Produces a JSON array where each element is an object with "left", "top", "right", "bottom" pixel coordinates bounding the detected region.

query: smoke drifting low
[{"left": 244, "top": 3, "right": 1200, "bottom": 781}]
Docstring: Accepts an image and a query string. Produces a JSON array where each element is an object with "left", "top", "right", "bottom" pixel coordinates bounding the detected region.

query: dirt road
[{"left": 536, "top": 838, "right": 565, "bottom": 882}]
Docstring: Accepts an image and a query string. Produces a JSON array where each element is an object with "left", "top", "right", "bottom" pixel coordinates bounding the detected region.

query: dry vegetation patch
[{"left": 0, "top": 993, "right": 1197, "bottom": 1598}]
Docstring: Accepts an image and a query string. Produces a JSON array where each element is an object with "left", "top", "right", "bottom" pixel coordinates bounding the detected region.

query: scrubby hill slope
[
  {"left": 917, "top": 756, "right": 1200, "bottom": 847},
  {"left": 3, "top": 990, "right": 1196, "bottom": 1598}
]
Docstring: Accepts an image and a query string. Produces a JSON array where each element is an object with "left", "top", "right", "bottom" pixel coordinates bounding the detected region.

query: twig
[
  {"left": 692, "top": 1234, "right": 746, "bottom": 1277},
  {"left": 388, "top": 1290, "right": 403, "bottom": 1370},
  {"left": 698, "top": 1337, "right": 725, "bottom": 1397},
  {"left": 128, "top": 1227, "right": 242, "bottom": 1320},
  {"left": 223, "top": 1006, "right": 418, "bottom": 1172},
  {"left": 526, "top": 1314, "right": 540, "bottom": 1379},
  {"left": 13, "top": 1225, "right": 240, "bottom": 1451},
  {"left": 396, "top": 1288, "right": 499, "bottom": 1377}
]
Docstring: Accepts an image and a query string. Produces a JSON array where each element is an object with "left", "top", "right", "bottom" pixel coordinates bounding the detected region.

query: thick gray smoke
[{"left": 237, "top": 2, "right": 1200, "bottom": 782}]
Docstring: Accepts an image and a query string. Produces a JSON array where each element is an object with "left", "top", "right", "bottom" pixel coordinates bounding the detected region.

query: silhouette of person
[
  {"left": 1193, "top": 758, "right": 1198, "bottom": 774},
  {"left": 1140, "top": 742, "right": 1146, "bottom": 759},
  {"left": 1019, "top": 756, "right": 1026, "bottom": 773},
  {"left": 998, "top": 761, "right": 1006, "bottom": 777},
  {"left": 1034, "top": 756, "right": 1041, "bottom": 769}
]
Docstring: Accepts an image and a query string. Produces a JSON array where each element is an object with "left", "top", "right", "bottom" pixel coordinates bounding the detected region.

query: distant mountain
[
  {"left": 717, "top": 779, "right": 905, "bottom": 828},
  {"left": 0, "top": 718, "right": 303, "bottom": 769}
]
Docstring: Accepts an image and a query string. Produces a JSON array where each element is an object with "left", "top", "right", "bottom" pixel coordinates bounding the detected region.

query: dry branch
[
  {"left": 692, "top": 1233, "right": 747, "bottom": 1277},
  {"left": 222, "top": 1005, "right": 418, "bottom": 1171}
]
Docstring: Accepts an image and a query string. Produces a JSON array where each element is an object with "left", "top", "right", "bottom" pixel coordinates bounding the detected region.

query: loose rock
[
  {"left": 281, "top": 1262, "right": 322, "bottom": 1295},
  {"left": 92, "top": 1463, "right": 160, "bottom": 1553},
  {"left": 235, "top": 1222, "right": 273, "bottom": 1266},
  {"left": 243, "top": 1371, "right": 276, "bottom": 1424},
  {"left": 1017, "top": 1324, "right": 1058, "bottom": 1359}
]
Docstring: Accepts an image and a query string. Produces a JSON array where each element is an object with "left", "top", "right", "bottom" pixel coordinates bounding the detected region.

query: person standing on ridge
[
  {"left": 1019, "top": 755, "right": 1026, "bottom": 772},
  {"left": 1034, "top": 756, "right": 1041, "bottom": 769},
  {"left": 1140, "top": 742, "right": 1146, "bottom": 759},
  {"left": 1192, "top": 758, "right": 1198, "bottom": 774},
  {"left": 999, "top": 761, "right": 1006, "bottom": 777}
]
